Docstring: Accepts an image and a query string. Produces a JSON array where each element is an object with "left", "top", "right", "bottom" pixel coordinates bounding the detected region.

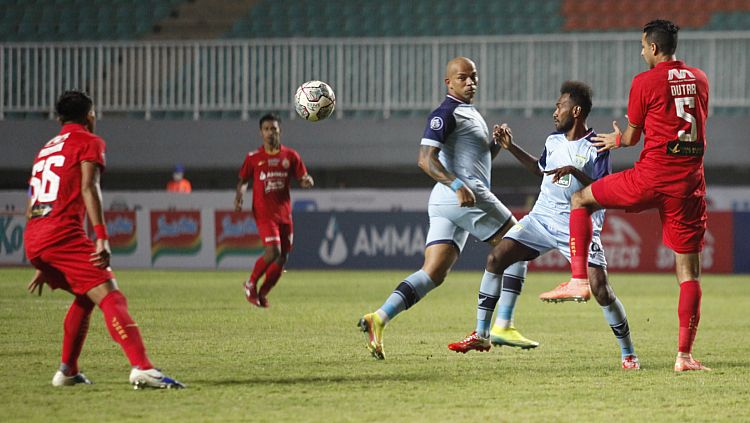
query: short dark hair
[
  {"left": 560, "top": 80, "right": 593, "bottom": 119},
  {"left": 259, "top": 113, "right": 281, "bottom": 129},
  {"left": 643, "top": 19, "right": 680, "bottom": 56},
  {"left": 55, "top": 90, "right": 93, "bottom": 123}
]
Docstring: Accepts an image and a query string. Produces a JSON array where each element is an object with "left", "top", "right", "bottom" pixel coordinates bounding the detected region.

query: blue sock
[
  {"left": 495, "top": 275, "right": 523, "bottom": 329},
  {"left": 493, "top": 261, "right": 527, "bottom": 329},
  {"left": 377, "top": 270, "right": 436, "bottom": 323},
  {"left": 601, "top": 298, "right": 636, "bottom": 357},
  {"left": 476, "top": 271, "right": 502, "bottom": 338}
]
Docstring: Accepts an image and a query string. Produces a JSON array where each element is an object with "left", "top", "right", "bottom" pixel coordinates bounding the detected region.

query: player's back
[
  {"left": 25, "top": 124, "right": 106, "bottom": 254},
  {"left": 629, "top": 60, "right": 708, "bottom": 197}
]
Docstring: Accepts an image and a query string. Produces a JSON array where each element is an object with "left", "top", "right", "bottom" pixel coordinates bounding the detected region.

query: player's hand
[
  {"left": 544, "top": 165, "right": 577, "bottom": 183},
  {"left": 234, "top": 197, "right": 243, "bottom": 212},
  {"left": 493, "top": 124, "right": 513, "bottom": 149},
  {"left": 27, "top": 269, "right": 46, "bottom": 296},
  {"left": 456, "top": 186, "right": 476, "bottom": 207},
  {"left": 592, "top": 120, "right": 623, "bottom": 153},
  {"left": 300, "top": 174, "right": 314, "bottom": 188},
  {"left": 90, "top": 239, "right": 111, "bottom": 269}
]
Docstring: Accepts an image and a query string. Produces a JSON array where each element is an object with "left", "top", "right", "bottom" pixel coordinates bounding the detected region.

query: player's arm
[
  {"left": 544, "top": 166, "right": 594, "bottom": 186},
  {"left": 592, "top": 119, "right": 642, "bottom": 152},
  {"left": 234, "top": 176, "right": 249, "bottom": 211},
  {"left": 489, "top": 137, "right": 502, "bottom": 160},
  {"left": 81, "top": 160, "right": 111, "bottom": 269},
  {"left": 417, "top": 145, "right": 476, "bottom": 207},
  {"left": 493, "top": 124, "right": 543, "bottom": 177}
]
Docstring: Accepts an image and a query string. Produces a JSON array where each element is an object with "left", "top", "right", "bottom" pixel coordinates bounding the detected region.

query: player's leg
[
  {"left": 589, "top": 266, "right": 638, "bottom": 369},
  {"left": 568, "top": 184, "right": 601, "bottom": 280},
  {"left": 660, "top": 192, "right": 710, "bottom": 371},
  {"left": 55, "top": 294, "right": 96, "bottom": 385},
  {"left": 86, "top": 281, "right": 185, "bottom": 388},
  {"left": 258, "top": 223, "right": 293, "bottom": 307},
  {"left": 359, "top": 211, "right": 465, "bottom": 359},
  {"left": 245, "top": 220, "right": 281, "bottom": 306},
  {"left": 674, "top": 252, "right": 710, "bottom": 371}
]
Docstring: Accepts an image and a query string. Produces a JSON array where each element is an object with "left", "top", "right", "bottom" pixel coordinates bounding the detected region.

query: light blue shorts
[
  {"left": 504, "top": 212, "right": 607, "bottom": 267},
  {"left": 426, "top": 201, "right": 513, "bottom": 252}
]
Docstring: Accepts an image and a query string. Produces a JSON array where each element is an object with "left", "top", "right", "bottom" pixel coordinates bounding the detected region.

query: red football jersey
[
  {"left": 627, "top": 60, "right": 709, "bottom": 198},
  {"left": 238, "top": 145, "right": 307, "bottom": 223},
  {"left": 25, "top": 124, "right": 106, "bottom": 255}
]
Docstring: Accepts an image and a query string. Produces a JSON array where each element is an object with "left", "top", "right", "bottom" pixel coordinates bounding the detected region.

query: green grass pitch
[{"left": 1, "top": 268, "right": 749, "bottom": 422}]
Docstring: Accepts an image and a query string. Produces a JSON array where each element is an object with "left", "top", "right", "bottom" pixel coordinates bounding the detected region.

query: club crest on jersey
[
  {"left": 430, "top": 116, "right": 444, "bottom": 130},
  {"left": 282, "top": 158, "right": 290, "bottom": 169}
]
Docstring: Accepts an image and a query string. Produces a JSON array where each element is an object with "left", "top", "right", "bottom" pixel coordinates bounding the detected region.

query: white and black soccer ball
[{"left": 294, "top": 80, "right": 336, "bottom": 122}]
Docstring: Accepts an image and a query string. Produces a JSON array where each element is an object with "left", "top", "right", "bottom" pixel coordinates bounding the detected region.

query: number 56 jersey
[{"left": 25, "top": 123, "right": 106, "bottom": 255}]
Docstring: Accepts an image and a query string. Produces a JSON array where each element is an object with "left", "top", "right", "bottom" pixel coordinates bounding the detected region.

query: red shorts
[
  {"left": 27, "top": 234, "right": 114, "bottom": 296},
  {"left": 256, "top": 219, "right": 294, "bottom": 252},
  {"left": 591, "top": 168, "right": 707, "bottom": 254}
]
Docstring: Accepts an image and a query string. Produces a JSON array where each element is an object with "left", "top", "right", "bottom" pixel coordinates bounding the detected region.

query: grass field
[{"left": 1, "top": 267, "right": 749, "bottom": 422}]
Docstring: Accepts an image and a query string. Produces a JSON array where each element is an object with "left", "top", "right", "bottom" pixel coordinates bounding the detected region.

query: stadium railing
[{"left": 1, "top": 32, "right": 749, "bottom": 120}]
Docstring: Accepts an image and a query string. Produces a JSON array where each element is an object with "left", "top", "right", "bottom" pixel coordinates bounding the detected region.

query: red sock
[
  {"left": 678, "top": 280, "right": 702, "bottom": 354},
  {"left": 259, "top": 262, "right": 284, "bottom": 297},
  {"left": 249, "top": 256, "right": 272, "bottom": 285},
  {"left": 61, "top": 295, "right": 95, "bottom": 375},
  {"left": 98, "top": 290, "right": 153, "bottom": 370},
  {"left": 569, "top": 208, "right": 593, "bottom": 279}
]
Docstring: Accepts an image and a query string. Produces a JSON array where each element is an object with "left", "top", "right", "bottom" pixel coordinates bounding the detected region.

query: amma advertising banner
[{"left": 290, "top": 211, "right": 735, "bottom": 273}]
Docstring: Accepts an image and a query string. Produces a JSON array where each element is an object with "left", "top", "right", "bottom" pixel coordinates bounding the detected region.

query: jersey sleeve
[
  {"left": 420, "top": 107, "right": 457, "bottom": 149},
  {"left": 592, "top": 150, "right": 611, "bottom": 180},
  {"left": 626, "top": 75, "right": 647, "bottom": 128},
  {"left": 238, "top": 154, "right": 253, "bottom": 181},
  {"left": 80, "top": 136, "right": 106, "bottom": 170},
  {"left": 291, "top": 149, "right": 308, "bottom": 179},
  {"left": 537, "top": 146, "right": 548, "bottom": 172}
]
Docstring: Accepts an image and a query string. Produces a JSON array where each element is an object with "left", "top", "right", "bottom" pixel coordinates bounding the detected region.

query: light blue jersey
[
  {"left": 506, "top": 129, "right": 611, "bottom": 265},
  {"left": 420, "top": 95, "right": 512, "bottom": 249}
]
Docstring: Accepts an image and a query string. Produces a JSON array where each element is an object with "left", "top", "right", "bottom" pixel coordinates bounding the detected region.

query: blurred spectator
[{"left": 166, "top": 164, "right": 192, "bottom": 193}]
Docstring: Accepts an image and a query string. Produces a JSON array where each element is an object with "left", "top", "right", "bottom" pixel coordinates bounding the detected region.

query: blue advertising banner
[
  {"left": 289, "top": 211, "right": 489, "bottom": 270},
  {"left": 734, "top": 212, "right": 750, "bottom": 273}
]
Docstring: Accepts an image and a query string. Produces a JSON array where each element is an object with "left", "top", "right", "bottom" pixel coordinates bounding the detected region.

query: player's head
[
  {"left": 259, "top": 113, "right": 281, "bottom": 149},
  {"left": 554, "top": 81, "right": 592, "bottom": 132},
  {"left": 641, "top": 19, "right": 679, "bottom": 68},
  {"left": 55, "top": 90, "right": 95, "bottom": 132},
  {"left": 445, "top": 57, "right": 478, "bottom": 103}
]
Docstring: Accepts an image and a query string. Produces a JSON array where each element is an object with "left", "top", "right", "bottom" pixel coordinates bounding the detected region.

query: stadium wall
[{"left": 1, "top": 114, "right": 748, "bottom": 171}]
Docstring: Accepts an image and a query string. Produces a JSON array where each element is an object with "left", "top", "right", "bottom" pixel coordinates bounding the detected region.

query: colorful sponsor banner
[
  {"left": 104, "top": 210, "right": 138, "bottom": 254},
  {"left": 0, "top": 213, "right": 27, "bottom": 265},
  {"left": 150, "top": 210, "right": 202, "bottom": 263},
  {"left": 214, "top": 210, "right": 263, "bottom": 264},
  {"left": 291, "top": 211, "right": 735, "bottom": 273}
]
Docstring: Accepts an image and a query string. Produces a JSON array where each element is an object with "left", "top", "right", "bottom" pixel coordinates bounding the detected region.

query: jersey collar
[{"left": 446, "top": 94, "right": 467, "bottom": 104}]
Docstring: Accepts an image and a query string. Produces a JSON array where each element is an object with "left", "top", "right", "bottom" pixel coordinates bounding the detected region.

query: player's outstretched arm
[
  {"left": 592, "top": 119, "right": 642, "bottom": 152},
  {"left": 81, "top": 161, "right": 111, "bottom": 269},
  {"left": 544, "top": 166, "right": 594, "bottom": 186},
  {"left": 417, "top": 145, "right": 476, "bottom": 207},
  {"left": 493, "top": 124, "right": 543, "bottom": 177}
]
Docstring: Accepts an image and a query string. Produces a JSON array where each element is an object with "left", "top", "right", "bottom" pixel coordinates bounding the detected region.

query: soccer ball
[{"left": 294, "top": 80, "right": 336, "bottom": 122}]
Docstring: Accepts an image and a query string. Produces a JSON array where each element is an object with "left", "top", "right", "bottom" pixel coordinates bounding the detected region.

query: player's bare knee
[{"left": 485, "top": 251, "right": 505, "bottom": 274}]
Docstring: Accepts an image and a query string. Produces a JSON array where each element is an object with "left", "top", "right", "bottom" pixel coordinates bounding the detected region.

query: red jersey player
[
  {"left": 543, "top": 20, "right": 710, "bottom": 372},
  {"left": 234, "top": 113, "right": 314, "bottom": 308},
  {"left": 24, "top": 91, "right": 184, "bottom": 388}
]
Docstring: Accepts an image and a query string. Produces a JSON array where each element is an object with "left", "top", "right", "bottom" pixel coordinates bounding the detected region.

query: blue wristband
[{"left": 449, "top": 179, "right": 465, "bottom": 192}]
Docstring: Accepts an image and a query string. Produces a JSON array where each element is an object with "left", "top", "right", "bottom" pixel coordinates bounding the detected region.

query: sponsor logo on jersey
[
  {"left": 666, "top": 140, "right": 704, "bottom": 156},
  {"left": 282, "top": 158, "right": 290, "bottom": 169},
  {"left": 430, "top": 116, "right": 444, "bottom": 130},
  {"left": 667, "top": 69, "right": 696, "bottom": 81}
]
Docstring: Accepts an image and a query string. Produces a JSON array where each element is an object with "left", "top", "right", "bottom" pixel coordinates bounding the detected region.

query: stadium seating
[{"left": 0, "top": 0, "right": 187, "bottom": 42}]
